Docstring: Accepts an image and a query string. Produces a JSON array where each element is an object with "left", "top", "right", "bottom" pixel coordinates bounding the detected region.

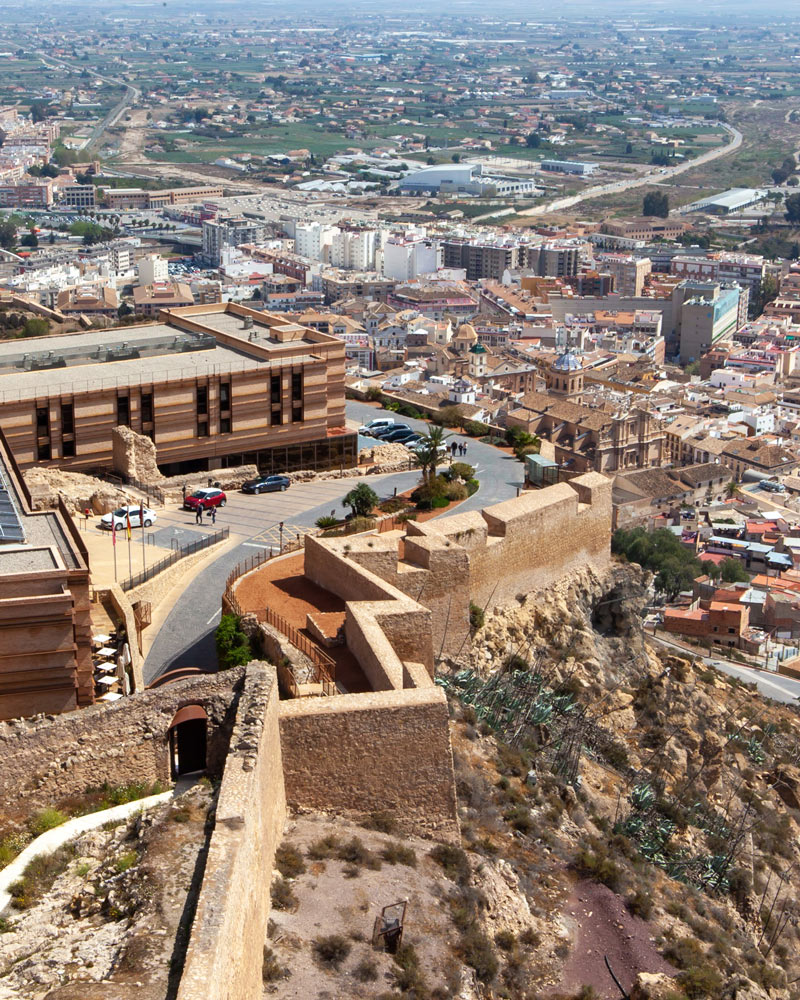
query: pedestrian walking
[
  {"left": 195, "top": 505, "right": 203, "bottom": 525},
  {"left": 462, "top": 441, "right": 468, "bottom": 457},
  {"left": 450, "top": 441, "right": 457, "bottom": 457},
  {"left": 459, "top": 442, "right": 466, "bottom": 457},
  {"left": 210, "top": 505, "right": 216, "bottom": 524}
]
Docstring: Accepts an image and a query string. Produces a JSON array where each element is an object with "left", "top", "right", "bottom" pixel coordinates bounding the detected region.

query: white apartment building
[
  {"left": 382, "top": 236, "right": 441, "bottom": 282},
  {"left": 293, "top": 222, "right": 337, "bottom": 261},
  {"left": 329, "top": 229, "right": 377, "bottom": 271},
  {"left": 137, "top": 253, "right": 169, "bottom": 286}
]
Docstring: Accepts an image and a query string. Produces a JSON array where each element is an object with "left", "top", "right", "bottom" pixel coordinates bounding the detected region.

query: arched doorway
[{"left": 168, "top": 704, "right": 208, "bottom": 777}]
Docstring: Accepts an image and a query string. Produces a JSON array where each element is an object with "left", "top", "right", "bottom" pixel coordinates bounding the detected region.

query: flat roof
[
  {"left": 0, "top": 546, "right": 59, "bottom": 573},
  {"left": 190, "top": 309, "right": 318, "bottom": 349}
]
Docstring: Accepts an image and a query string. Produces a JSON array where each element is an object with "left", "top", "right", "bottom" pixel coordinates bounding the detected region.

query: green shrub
[
  {"left": 336, "top": 836, "right": 381, "bottom": 870},
  {"left": 381, "top": 842, "right": 417, "bottom": 867},
  {"left": 495, "top": 929, "right": 516, "bottom": 951},
  {"left": 449, "top": 462, "right": 475, "bottom": 481},
  {"left": 28, "top": 808, "right": 69, "bottom": 837},
  {"left": 275, "top": 844, "right": 306, "bottom": 879},
  {"left": 677, "top": 966, "right": 723, "bottom": 998},
  {"left": 627, "top": 889, "right": 653, "bottom": 919},
  {"left": 313, "top": 934, "right": 351, "bottom": 967},
  {"left": 315, "top": 515, "right": 339, "bottom": 529},
  {"left": 464, "top": 420, "right": 490, "bottom": 437},
  {"left": 115, "top": 850, "right": 137, "bottom": 873},
  {"left": 469, "top": 602, "right": 485, "bottom": 631},
  {"left": 430, "top": 843, "right": 470, "bottom": 884},
  {"left": 360, "top": 810, "right": 398, "bottom": 834},
  {"left": 432, "top": 495, "right": 450, "bottom": 508},
  {"left": 354, "top": 957, "right": 379, "bottom": 981},
  {"left": 467, "top": 478, "right": 479, "bottom": 496},
  {"left": 573, "top": 846, "right": 623, "bottom": 893},
  {"left": 393, "top": 942, "right": 428, "bottom": 992},
  {"left": 270, "top": 876, "right": 297, "bottom": 911},
  {"left": 262, "top": 945, "right": 285, "bottom": 982},
  {"left": 663, "top": 937, "right": 705, "bottom": 970},
  {"left": 307, "top": 834, "right": 340, "bottom": 860},
  {"left": 504, "top": 804, "right": 533, "bottom": 834},
  {"left": 460, "top": 926, "right": 499, "bottom": 982},
  {"left": 343, "top": 482, "right": 379, "bottom": 518},
  {"left": 445, "top": 481, "right": 468, "bottom": 502},
  {"left": 215, "top": 613, "right": 252, "bottom": 671},
  {"left": 10, "top": 843, "right": 77, "bottom": 910}
]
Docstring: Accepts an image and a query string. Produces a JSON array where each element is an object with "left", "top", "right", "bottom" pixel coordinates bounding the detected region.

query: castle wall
[
  {"left": 178, "top": 663, "right": 286, "bottom": 1000},
  {"left": 0, "top": 669, "right": 245, "bottom": 817},
  {"left": 279, "top": 687, "right": 459, "bottom": 841}
]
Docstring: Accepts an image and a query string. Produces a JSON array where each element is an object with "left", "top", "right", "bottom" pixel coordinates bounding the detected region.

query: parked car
[
  {"left": 184, "top": 488, "right": 227, "bottom": 510},
  {"left": 383, "top": 428, "right": 419, "bottom": 443},
  {"left": 403, "top": 435, "right": 423, "bottom": 448},
  {"left": 373, "top": 423, "right": 410, "bottom": 440},
  {"left": 242, "top": 475, "right": 290, "bottom": 494},
  {"left": 358, "top": 417, "right": 395, "bottom": 436},
  {"left": 100, "top": 505, "right": 157, "bottom": 530}
]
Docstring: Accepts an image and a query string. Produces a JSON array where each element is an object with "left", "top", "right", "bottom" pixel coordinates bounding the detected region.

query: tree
[
  {"left": 725, "top": 480, "right": 740, "bottom": 499},
  {"left": 343, "top": 482, "right": 379, "bottom": 518},
  {"left": 20, "top": 232, "right": 38, "bottom": 248},
  {"left": 0, "top": 220, "right": 16, "bottom": 251},
  {"left": 785, "top": 193, "right": 800, "bottom": 223},
  {"left": 451, "top": 153, "right": 461, "bottom": 163},
  {"left": 719, "top": 558, "right": 750, "bottom": 584},
  {"left": 642, "top": 191, "right": 669, "bottom": 218},
  {"left": 215, "top": 614, "right": 252, "bottom": 671},
  {"left": 413, "top": 424, "right": 448, "bottom": 482},
  {"left": 625, "top": 142, "right": 633, "bottom": 154},
  {"left": 30, "top": 100, "right": 49, "bottom": 124},
  {"left": 117, "top": 302, "right": 133, "bottom": 319},
  {"left": 526, "top": 132, "right": 541, "bottom": 148}
]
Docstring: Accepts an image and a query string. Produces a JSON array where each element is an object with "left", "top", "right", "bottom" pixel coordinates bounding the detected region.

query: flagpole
[
  {"left": 112, "top": 519, "right": 118, "bottom": 583},
  {"left": 140, "top": 503, "right": 146, "bottom": 574},
  {"left": 126, "top": 512, "right": 132, "bottom": 581}
]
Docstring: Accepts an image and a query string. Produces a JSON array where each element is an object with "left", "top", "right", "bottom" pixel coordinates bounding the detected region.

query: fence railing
[
  {"left": 125, "top": 477, "right": 166, "bottom": 506},
  {"left": 263, "top": 605, "right": 337, "bottom": 696},
  {"left": 121, "top": 527, "right": 229, "bottom": 591}
]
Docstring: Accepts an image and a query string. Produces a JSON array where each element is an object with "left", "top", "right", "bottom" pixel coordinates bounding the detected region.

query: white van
[{"left": 359, "top": 417, "right": 395, "bottom": 436}]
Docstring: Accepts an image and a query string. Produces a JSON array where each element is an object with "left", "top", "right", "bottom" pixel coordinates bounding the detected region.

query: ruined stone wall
[
  {"left": 178, "top": 663, "right": 286, "bottom": 1000},
  {"left": 279, "top": 687, "right": 459, "bottom": 842},
  {"left": 0, "top": 670, "right": 245, "bottom": 818}
]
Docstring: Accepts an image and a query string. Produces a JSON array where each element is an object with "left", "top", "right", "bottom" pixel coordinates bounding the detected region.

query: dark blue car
[{"left": 242, "top": 475, "right": 291, "bottom": 494}]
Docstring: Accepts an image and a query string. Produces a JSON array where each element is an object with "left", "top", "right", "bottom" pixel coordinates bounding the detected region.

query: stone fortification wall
[
  {"left": 279, "top": 687, "right": 459, "bottom": 841},
  {"left": 0, "top": 670, "right": 245, "bottom": 817},
  {"left": 178, "top": 663, "right": 286, "bottom": 1000},
  {"left": 444, "top": 471, "right": 612, "bottom": 613},
  {"left": 304, "top": 535, "right": 434, "bottom": 684}
]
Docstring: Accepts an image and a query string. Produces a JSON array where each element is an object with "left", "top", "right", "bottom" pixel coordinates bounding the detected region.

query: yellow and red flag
[{"left": 126, "top": 511, "right": 132, "bottom": 540}]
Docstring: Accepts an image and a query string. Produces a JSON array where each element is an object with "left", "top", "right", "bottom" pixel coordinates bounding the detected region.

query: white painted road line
[{"left": 206, "top": 609, "right": 221, "bottom": 626}]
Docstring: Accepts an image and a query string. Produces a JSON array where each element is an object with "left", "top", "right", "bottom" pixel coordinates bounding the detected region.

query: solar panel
[{"left": 0, "top": 465, "right": 25, "bottom": 544}]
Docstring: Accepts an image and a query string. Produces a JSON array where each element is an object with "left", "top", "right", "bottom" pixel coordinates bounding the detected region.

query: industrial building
[
  {"left": 540, "top": 160, "right": 597, "bottom": 176},
  {"left": 397, "top": 163, "right": 540, "bottom": 197},
  {"left": 688, "top": 188, "right": 768, "bottom": 215}
]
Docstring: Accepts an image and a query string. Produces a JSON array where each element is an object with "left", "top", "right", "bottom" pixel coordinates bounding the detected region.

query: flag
[
  {"left": 112, "top": 519, "right": 116, "bottom": 547},
  {"left": 139, "top": 505, "right": 144, "bottom": 526},
  {"left": 126, "top": 511, "right": 132, "bottom": 540}
]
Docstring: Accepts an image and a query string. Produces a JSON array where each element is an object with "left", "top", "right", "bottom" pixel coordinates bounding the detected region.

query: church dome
[
  {"left": 455, "top": 322, "right": 478, "bottom": 342},
  {"left": 469, "top": 343, "right": 487, "bottom": 354},
  {"left": 552, "top": 351, "right": 582, "bottom": 372}
]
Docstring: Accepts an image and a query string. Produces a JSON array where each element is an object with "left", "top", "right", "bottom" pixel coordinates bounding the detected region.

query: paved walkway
[
  {"left": 0, "top": 790, "right": 174, "bottom": 915},
  {"left": 142, "top": 402, "right": 525, "bottom": 684}
]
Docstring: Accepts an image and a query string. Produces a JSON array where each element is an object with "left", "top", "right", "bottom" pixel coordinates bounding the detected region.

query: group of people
[
  {"left": 195, "top": 505, "right": 217, "bottom": 525},
  {"left": 449, "top": 440, "right": 468, "bottom": 459}
]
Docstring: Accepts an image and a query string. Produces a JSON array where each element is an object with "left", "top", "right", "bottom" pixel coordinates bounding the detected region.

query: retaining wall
[{"left": 279, "top": 686, "right": 459, "bottom": 841}]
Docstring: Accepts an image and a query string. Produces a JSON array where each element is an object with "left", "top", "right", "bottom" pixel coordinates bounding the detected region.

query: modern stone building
[
  {"left": 0, "top": 429, "right": 92, "bottom": 721},
  {"left": 0, "top": 303, "right": 355, "bottom": 478}
]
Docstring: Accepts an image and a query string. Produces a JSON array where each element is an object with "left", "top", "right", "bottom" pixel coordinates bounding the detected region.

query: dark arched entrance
[{"left": 168, "top": 704, "right": 208, "bottom": 777}]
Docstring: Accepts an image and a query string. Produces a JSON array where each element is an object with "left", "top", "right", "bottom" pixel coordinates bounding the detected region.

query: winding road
[{"left": 519, "top": 123, "right": 743, "bottom": 217}]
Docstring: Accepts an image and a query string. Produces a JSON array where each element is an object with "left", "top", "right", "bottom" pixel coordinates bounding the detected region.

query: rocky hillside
[{"left": 432, "top": 562, "right": 800, "bottom": 999}]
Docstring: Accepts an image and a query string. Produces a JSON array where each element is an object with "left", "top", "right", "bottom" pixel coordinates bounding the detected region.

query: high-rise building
[
  {"left": 597, "top": 254, "right": 652, "bottom": 296},
  {"left": 137, "top": 253, "right": 169, "bottom": 286},
  {"left": 676, "top": 281, "right": 745, "bottom": 364},
  {"left": 293, "top": 222, "right": 337, "bottom": 261},
  {"left": 329, "top": 228, "right": 377, "bottom": 271},
  {"left": 202, "top": 217, "right": 263, "bottom": 266}
]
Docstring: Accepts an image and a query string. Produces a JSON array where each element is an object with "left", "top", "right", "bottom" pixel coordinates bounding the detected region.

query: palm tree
[
  {"left": 725, "top": 480, "right": 740, "bottom": 500},
  {"left": 413, "top": 423, "right": 448, "bottom": 482}
]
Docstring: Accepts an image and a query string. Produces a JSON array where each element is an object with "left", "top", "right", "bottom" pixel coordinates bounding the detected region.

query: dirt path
[{"left": 556, "top": 880, "right": 675, "bottom": 998}]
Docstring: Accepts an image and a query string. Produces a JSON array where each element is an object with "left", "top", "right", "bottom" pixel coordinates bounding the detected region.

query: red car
[{"left": 184, "top": 487, "right": 227, "bottom": 510}]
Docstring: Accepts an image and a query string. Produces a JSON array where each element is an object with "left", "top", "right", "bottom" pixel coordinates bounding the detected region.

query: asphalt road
[
  {"left": 520, "top": 123, "right": 742, "bottom": 218},
  {"left": 141, "top": 402, "right": 525, "bottom": 683},
  {"left": 650, "top": 633, "right": 800, "bottom": 705}
]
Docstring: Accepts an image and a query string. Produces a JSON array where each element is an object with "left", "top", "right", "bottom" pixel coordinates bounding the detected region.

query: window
[
  {"left": 291, "top": 371, "right": 303, "bottom": 401},
  {"left": 292, "top": 405, "right": 303, "bottom": 424},
  {"left": 36, "top": 406, "right": 49, "bottom": 435},
  {"left": 196, "top": 385, "right": 208, "bottom": 416},
  {"left": 197, "top": 420, "right": 209, "bottom": 438},
  {"left": 220, "top": 416, "right": 231, "bottom": 434},
  {"left": 141, "top": 392, "right": 153, "bottom": 424},
  {"left": 37, "top": 440, "right": 51, "bottom": 461},
  {"left": 61, "top": 403, "right": 74, "bottom": 435},
  {"left": 117, "top": 395, "right": 130, "bottom": 426},
  {"left": 270, "top": 373, "right": 282, "bottom": 424},
  {"left": 62, "top": 438, "right": 75, "bottom": 458},
  {"left": 220, "top": 382, "right": 231, "bottom": 410},
  {"left": 728, "top": 627, "right": 736, "bottom": 634}
]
